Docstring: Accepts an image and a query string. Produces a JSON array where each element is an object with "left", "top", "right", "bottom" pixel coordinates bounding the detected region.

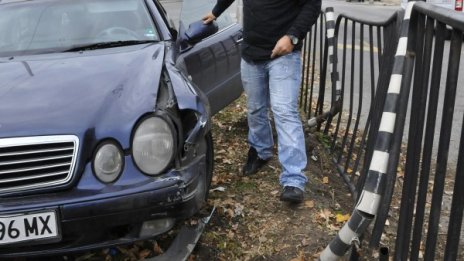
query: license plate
[{"left": 0, "top": 210, "right": 59, "bottom": 246}]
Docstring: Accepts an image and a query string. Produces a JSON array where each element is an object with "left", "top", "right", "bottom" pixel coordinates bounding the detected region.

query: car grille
[{"left": 0, "top": 135, "right": 79, "bottom": 194}]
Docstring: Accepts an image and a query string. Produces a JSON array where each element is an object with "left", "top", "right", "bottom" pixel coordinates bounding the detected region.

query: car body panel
[
  {"left": 176, "top": 23, "right": 243, "bottom": 115},
  {"left": 0, "top": 44, "right": 164, "bottom": 149},
  {"left": 174, "top": 0, "right": 243, "bottom": 115}
]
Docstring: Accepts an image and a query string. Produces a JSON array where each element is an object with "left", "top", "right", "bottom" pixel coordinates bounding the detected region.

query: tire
[
  {"left": 203, "top": 132, "right": 214, "bottom": 200},
  {"left": 194, "top": 132, "right": 214, "bottom": 208}
]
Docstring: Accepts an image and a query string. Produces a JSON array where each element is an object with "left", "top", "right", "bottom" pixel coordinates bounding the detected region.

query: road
[{"left": 320, "top": 0, "right": 464, "bottom": 166}]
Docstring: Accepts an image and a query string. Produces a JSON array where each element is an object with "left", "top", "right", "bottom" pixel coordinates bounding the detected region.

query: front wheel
[
  {"left": 203, "top": 132, "right": 214, "bottom": 200},
  {"left": 193, "top": 132, "right": 214, "bottom": 208}
]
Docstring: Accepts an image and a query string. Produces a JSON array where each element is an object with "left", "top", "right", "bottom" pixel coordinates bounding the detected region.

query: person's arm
[
  {"left": 271, "top": 0, "right": 322, "bottom": 58},
  {"left": 203, "top": 0, "right": 235, "bottom": 24},
  {"left": 287, "top": 0, "right": 322, "bottom": 39}
]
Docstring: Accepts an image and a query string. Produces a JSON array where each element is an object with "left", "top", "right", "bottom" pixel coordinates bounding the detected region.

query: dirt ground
[{"left": 190, "top": 95, "right": 354, "bottom": 260}]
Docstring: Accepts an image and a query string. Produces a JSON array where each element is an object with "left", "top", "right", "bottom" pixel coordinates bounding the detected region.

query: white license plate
[{"left": 0, "top": 210, "right": 59, "bottom": 246}]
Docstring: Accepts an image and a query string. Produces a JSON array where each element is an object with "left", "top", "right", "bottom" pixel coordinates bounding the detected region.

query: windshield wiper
[{"left": 64, "top": 40, "right": 157, "bottom": 52}]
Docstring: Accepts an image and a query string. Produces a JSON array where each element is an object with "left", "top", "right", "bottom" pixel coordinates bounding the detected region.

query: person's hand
[
  {"left": 203, "top": 12, "right": 216, "bottom": 24},
  {"left": 271, "top": 35, "right": 294, "bottom": 59}
]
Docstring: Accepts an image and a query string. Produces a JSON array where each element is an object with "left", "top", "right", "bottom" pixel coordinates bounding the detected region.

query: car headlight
[
  {"left": 132, "top": 116, "right": 176, "bottom": 175},
  {"left": 93, "top": 141, "right": 124, "bottom": 183}
]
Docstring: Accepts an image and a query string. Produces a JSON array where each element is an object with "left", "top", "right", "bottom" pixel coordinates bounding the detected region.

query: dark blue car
[{"left": 0, "top": 0, "right": 242, "bottom": 257}]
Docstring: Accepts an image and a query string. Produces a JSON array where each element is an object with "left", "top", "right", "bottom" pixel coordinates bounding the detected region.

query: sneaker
[
  {"left": 280, "top": 186, "right": 304, "bottom": 203},
  {"left": 242, "top": 147, "right": 269, "bottom": 176}
]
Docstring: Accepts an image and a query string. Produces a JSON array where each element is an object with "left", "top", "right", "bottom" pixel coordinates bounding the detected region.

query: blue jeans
[{"left": 241, "top": 52, "right": 308, "bottom": 191}]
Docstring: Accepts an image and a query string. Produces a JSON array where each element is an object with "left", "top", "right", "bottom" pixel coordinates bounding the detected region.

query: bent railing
[
  {"left": 392, "top": 3, "right": 464, "bottom": 260},
  {"left": 324, "top": 11, "right": 400, "bottom": 201},
  {"left": 300, "top": 7, "right": 401, "bottom": 197},
  {"left": 318, "top": 2, "right": 464, "bottom": 260},
  {"left": 300, "top": 9, "right": 329, "bottom": 122}
]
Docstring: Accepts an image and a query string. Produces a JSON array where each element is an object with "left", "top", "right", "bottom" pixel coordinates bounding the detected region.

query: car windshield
[{"left": 0, "top": 0, "right": 159, "bottom": 57}]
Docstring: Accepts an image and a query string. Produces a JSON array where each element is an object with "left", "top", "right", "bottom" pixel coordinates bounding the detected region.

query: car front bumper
[{"left": 0, "top": 155, "right": 207, "bottom": 258}]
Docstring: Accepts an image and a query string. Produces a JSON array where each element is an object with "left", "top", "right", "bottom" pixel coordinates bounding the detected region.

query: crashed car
[{"left": 0, "top": 0, "right": 242, "bottom": 257}]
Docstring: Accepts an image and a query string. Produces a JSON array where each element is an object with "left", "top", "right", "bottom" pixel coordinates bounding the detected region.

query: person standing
[{"left": 203, "top": 0, "right": 321, "bottom": 203}]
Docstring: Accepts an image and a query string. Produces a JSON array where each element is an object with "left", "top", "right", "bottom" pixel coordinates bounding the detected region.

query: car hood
[{"left": 0, "top": 43, "right": 165, "bottom": 148}]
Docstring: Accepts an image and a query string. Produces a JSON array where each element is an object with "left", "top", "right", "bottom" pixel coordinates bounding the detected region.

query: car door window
[{"left": 180, "top": 0, "right": 236, "bottom": 31}]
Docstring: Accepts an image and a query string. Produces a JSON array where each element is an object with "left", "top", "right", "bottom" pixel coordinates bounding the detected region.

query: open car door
[{"left": 175, "top": 0, "right": 243, "bottom": 115}]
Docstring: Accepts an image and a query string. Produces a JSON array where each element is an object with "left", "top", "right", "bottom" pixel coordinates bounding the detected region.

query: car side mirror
[{"left": 179, "top": 20, "right": 218, "bottom": 52}]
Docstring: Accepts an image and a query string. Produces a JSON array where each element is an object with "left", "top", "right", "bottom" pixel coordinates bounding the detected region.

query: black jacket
[{"left": 212, "top": 0, "right": 321, "bottom": 61}]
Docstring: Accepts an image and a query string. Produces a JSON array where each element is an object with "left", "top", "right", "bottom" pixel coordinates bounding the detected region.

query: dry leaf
[
  {"left": 322, "top": 176, "right": 329, "bottom": 184},
  {"left": 222, "top": 159, "right": 232, "bottom": 164},
  {"left": 153, "top": 241, "right": 163, "bottom": 255},
  {"left": 304, "top": 200, "right": 315, "bottom": 208},
  {"left": 319, "top": 209, "right": 332, "bottom": 221},
  {"left": 290, "top": 251, "right": 305, "bottom": 261},
  {"left": 335, "top": 213, "right": 350, "bottom": 223},
  {"left": 301, "top": 238, "right": 309, "bottom": 247},
  {"left": 138, "top": 249, "right": 151, "bottom": 259}
]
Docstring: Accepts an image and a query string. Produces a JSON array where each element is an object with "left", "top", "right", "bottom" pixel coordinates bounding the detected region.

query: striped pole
[
  {"left": 319, "top": 2, "right": 416, "bottom": 260},
  {"left": 325, "top": 7, "right": 342, "bottom": 103},
  {"left": 307, "top": 7, "right": 341, "bottom": 128}
]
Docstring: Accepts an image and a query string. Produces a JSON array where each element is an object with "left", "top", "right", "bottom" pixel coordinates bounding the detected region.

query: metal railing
[
  {"left": 300, "top": 9, "right": 329, "bottom": 122},
  {"left": 300, "top": 2, "right": 464, "bottom": 260},
  {"left": 301, "top": 7, "right": 401, "bottom": 197},
  {"left": 392, "top": 3, "right": 464, "bottom": 260}
]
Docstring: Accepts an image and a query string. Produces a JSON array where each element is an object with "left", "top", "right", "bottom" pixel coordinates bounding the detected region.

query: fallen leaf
[
  {"left": 271, "top": 190, "right": 279, "bottom": 196},
  {"left": 290, "top": 251, "right": 305, "bottom": 261},
  {"left": 322, "top": 176, "right": 329, "bottom": 184},
  {"left": 222, "top": 159, "right": 232, "bottom": 164},
  {"left": 234, "top": 203, "right": 244, "bottom": 217},
  {"left": 319, "top": 209, "right": 332, "bottom": 221},
  {"left": 138, "top": 249, "right": 151, "bottom": 259},
  {"left": 153, "top": 241, "right": 163, "bottom": 255},
  {"left": 301, "top": 238, "right": 309, "bottom": 247},
  {"left": 335, "top": 213, "right": 350, "bottom": 223},
  {"left": 304, "top": 200, "right": 315, "bottom": 208}
]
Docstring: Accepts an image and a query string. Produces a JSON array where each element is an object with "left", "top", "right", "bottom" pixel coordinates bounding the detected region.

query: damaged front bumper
[{"left": 0, "top": 153, "right": 208, "bottom": 258}]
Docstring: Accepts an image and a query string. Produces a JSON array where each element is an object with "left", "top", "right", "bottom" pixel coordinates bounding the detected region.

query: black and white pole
[
  {"left": 319, "top": 2, "right": 416, "bottom": 260},
  {"left": 307, "top": 7, "right": 340, "bottom": 128}
]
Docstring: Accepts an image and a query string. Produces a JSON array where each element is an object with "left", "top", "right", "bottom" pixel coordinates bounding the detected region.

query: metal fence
[
  {"left": 301, "top": 7, "right": 401, "bottom": 197},
  {"left": 392, "top": 3, "right": 464, "bottom": 260},
  {"left": 300, "top": 9, "right": 329, "bottom": 122},
  {"left": 300, "top": 2, "right": 464, "bottom": 260}
]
